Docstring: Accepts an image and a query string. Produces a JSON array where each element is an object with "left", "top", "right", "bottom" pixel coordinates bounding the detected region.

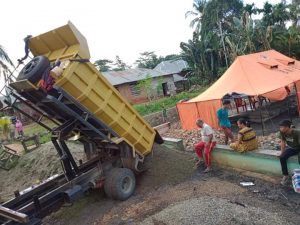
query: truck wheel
[
  {"left": 17, "top": 56, "right": 50, "bottom": 83},
  {"left": 104, "top": 168, "right": 136, "bottom": 201}
]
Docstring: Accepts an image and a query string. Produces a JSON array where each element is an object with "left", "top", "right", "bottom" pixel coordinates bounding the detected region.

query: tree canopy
[
  {"left": 134, "top": 52, "right": 180, "bottom": 69},
  {"left": 181, "top": 0, "right": 300, "bottom": 84},
  {"left": 94, "top": 59, "right": 113, "bottom": 72}
]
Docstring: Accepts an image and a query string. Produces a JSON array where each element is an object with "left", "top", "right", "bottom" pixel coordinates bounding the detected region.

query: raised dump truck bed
[
  {"left": 0, "top": 22, "right": 162, "bottom": 225},
  {"left": 11, "top": 21, "right": 157, "bottom": 158},
  {"left": 55, "top": 60, "right": 156, "bottom": 156}
]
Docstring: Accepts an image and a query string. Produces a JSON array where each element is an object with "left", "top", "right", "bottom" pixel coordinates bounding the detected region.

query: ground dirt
[
  {"left": 0, "top": 142, "right": 85, "bottom": 202},
  {"left": 36, "top": 145, "right": 300, "bottom": 225}
]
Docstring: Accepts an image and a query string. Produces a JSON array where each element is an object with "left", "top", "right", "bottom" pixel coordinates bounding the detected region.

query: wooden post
[{"left": 294, "top": 82, "right": 300, "bottom": 117}]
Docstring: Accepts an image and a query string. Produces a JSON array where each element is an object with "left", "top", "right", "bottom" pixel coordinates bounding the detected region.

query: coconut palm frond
[{"left": 0, "top": 45, "right": 14, "bottom": 67}]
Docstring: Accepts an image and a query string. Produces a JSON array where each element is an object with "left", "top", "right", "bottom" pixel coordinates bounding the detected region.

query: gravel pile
[
  {"left": 139, "top": 196, "right": 292, "bottom": 225},
  {"left": 163, "top": 123, "right": 225, "bottom": 151},
  {"left": 163, "top": 122, "right": 281, "bottom": 151}
]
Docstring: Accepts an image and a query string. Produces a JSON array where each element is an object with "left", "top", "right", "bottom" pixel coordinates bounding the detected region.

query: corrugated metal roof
[
  {"left": 154, "top": 59, "right": 188, "bottom": 75},
  {"left": 102, "top": 68, "right": 164, "bottom": 86},
  {"left": 173, "top": 74, "right": 187, "bottom": 82},
  {"left": 101, "top": 60, "right": 189, "bottom": 86}
]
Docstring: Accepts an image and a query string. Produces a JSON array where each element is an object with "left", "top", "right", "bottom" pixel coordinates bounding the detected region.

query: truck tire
[
  {"left": 104, "top": 168, "right": 136, "bottom": 201},
  {"left": 17, "top": 56, "right": 50, "bottom": 83}
]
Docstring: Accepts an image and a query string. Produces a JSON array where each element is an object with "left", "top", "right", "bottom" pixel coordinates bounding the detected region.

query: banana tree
[{"left": 225, "top": 12, "right": 256, "bottom": 61}]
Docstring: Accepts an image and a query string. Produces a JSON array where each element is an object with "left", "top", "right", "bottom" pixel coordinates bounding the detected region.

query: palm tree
[
  {"left": 185, "top": 0, "right": 207, "bottom": 34},
  {"left": 292, "top": 0, "right": 300, "bottom": 26},
  {"left": 0, "top": 45, "right": 14, "bottom": 83}
]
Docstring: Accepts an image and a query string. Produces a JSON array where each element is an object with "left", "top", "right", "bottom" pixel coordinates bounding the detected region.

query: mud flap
[
  {"left": 120, "top": 142, "right": 146, "bottom": 173},
  {"left": 154, "top": 129, "right": 164, "bottom": 144}
]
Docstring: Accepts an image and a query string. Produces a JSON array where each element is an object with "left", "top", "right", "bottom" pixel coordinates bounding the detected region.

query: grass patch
[
  {"left": 23, "top": 120, "right": 57, "bottom": 144},
  {"left": 23, "top": 120, "right": 56, "bottom": 135},
  {"left": 133, "top": 87, "right": 207, "bottom": 116}
]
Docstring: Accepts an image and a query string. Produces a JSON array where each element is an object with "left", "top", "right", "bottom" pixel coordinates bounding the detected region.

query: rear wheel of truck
[
  {"left": 17, "top": 55, "right": 50, "bottom": 83},
  {"left": 104, "top": 168, "right": 136, "bottom": 201}
]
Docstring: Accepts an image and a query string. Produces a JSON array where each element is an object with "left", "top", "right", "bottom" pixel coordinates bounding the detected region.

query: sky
[{"left": 0, "top": 0, "right": 287, "bottom": 68}]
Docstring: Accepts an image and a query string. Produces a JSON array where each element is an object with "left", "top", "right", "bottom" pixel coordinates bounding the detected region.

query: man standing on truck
[
  {"left": 217, "top": 100, "right": 234, "bottom": 145},
  {"left": 194, "top": 119, "right": 216, "bottom": 173},
  {"left": 277, "top": 119, "right": 300, "bottom": 185}
]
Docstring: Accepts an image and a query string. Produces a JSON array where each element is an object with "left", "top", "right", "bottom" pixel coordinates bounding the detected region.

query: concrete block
[
  {"left": 162, "top": 137, "right": 184, "bottom": 151},
  {"left": 213, "top": 145, "right": 299, "bottom": 177},
  {"left": 154, "top": 122, "right": 171, "bottom": 135}
]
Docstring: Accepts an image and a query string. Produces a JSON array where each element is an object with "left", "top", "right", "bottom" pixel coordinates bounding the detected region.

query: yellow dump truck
[
  {"left": 0, "top": 22, "right": 163, "bottom": 225},
  {"left": 15, "top": 21, "right": 160, "bottom": 157}
]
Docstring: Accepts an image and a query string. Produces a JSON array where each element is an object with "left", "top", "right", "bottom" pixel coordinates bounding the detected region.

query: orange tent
[{"left": 177, "top": 50, "right": 300, "bottom": 130}]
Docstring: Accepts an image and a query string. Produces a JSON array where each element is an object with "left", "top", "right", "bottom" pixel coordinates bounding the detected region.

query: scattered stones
[
  {"left": 140, "top": 197, "right": 292, "bottom": 225},
  {"left": 164, "top": 122, "right": 281, "bottom": 151}
]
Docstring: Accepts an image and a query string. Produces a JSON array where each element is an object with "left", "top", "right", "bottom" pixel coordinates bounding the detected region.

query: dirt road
[{"left": 42, "top": 145, "right": 300, "bottom": 225}]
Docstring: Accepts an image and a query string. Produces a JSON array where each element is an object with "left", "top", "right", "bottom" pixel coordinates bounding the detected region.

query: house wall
[
  {"left": 116, "top": 84, "right": 148, "bottom": 104},
  {"left": 151, "top": 75, "right": 176, "bottom": 96},
  {"left": 115, "top": 75, "right": 177, "bottom": 104}
]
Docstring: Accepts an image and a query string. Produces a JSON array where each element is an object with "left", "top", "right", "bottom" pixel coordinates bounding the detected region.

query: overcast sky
[{"left": 0, "top": 0, "right": 286, "bottom": 67}]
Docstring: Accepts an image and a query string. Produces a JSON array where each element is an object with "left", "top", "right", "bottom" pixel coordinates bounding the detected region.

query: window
[{"left": 130, "top": 84, "right": 141, "bottom": 96}]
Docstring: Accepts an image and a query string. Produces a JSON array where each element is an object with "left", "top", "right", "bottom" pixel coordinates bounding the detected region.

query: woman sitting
[{"left": 230, "top": 118, "right": 258, "bottom": 152}]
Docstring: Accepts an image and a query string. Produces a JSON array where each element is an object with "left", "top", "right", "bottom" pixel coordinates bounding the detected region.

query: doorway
[{"left": 162, "top": 83, "right": 169, "bottom": 96}]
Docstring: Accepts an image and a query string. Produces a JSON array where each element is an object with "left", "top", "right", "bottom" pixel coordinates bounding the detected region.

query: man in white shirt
[{"left": 194, "top": 119, "right": 216, "bottom": 172}]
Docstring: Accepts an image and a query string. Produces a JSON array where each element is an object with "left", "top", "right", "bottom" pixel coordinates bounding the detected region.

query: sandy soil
[{"left": 0, "top": 142, "right": 85, "bottom": 202}]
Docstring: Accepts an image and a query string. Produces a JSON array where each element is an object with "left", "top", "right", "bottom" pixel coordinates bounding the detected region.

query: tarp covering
[{"left": 177, "top": 50, "right": 300, "bottom": 130}]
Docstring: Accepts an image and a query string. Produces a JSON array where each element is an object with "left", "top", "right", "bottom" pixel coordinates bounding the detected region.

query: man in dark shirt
[{"left": 278, "top": 119, "right": 300, "bottom": 185}]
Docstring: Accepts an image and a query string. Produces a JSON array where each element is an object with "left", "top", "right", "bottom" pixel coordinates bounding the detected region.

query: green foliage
[
  {"left": 93, "top": 56, "right": 130, "bottom": 72},
  {"left": 134, "top": 87, "right": 207, "bottom": 116},
  {"left": 94, "top": 59, "right": 113, "bottom": 72},
  {"left": 0, "top": 45, "right": 13, "bottom": 67},
  {"left": 182, "top": 0, "right": 300, "bottom": 84},
  {"left": 136, "top": 75, "right": 153, "bottom": 101},
  {"left": 0, "top": 45, "right": 14, "bottom": 83},
  {"left": 135, "top": 51, "right": 181, "bottom": 69},
  {"left": 113, "top": 55, "right": 130, "bottom": 71},
  {"left": 156, "top": 76, "right": 164, "bottom": 96},
  {"left": 135, "top": 51, "right": 160, "bottom": 69},
  {"left": 23, "top": 120, "right": 56, "bottom": 144}
]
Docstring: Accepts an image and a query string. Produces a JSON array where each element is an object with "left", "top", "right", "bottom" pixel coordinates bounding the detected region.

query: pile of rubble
[{"left": 163, "top": 122, "right": 281, "bottom": 152}]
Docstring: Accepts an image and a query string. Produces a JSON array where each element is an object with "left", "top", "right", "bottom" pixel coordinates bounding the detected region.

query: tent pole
[
  {"left": 287, "top": 93, "right": 292, "bottom": 123},
  {"left": 259, "top": 96, "right": 265, "bottom": 136},
  {"left": 294, "top": 82, "right": 300, "bottom": 118}
]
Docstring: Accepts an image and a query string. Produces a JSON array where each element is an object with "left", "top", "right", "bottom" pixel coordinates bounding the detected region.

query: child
[
  {"left": 217, "top": 100, "right": 234, "bottom": 145},
  {"left": 15, "top": 119, "right": 24, "bottom": 137}
]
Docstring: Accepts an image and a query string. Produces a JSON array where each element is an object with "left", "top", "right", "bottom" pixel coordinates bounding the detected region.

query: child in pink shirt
[{"left": 15, "top": 119, "right": 24, "bottom": 136}]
